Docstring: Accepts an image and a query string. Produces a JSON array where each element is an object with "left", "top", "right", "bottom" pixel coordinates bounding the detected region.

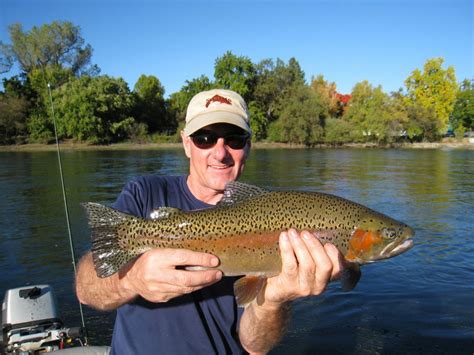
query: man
[{"left": 76, "top": 89, "right": 344, "bottom": 354}]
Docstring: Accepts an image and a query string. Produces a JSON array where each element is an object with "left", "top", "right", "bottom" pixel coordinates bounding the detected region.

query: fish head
[{"left": 345, "top": 212, "right": 414, "bottom": 264}]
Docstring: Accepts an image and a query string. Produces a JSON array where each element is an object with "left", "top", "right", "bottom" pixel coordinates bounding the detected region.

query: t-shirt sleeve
[{"left": 112, "top": 178, "right": 147, "bottom": 218}]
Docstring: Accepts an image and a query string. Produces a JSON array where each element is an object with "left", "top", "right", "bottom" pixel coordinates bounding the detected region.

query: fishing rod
[{"left": 47, "top": 82, "right": 88, "bottom": 345}]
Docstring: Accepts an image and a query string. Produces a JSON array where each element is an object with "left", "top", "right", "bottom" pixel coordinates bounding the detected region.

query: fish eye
[{"left": 382, "top": 228, "right": 397, "bottom": 239}]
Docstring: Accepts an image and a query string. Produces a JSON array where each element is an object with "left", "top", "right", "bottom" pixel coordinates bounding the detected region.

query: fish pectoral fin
[
  {"left": 149, "top": 207, "right": 182, "bottom": 220},
  {"left": 234, "top": 275, "right": 267, "bottom": 308},
  {"left": 340, "top": 263, "right": 361, "bottom": 292}
]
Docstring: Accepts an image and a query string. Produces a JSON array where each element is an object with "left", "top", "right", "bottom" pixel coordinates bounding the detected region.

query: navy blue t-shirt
[{"left": 110, "top": 175, "right": 245, "bottom": 354}]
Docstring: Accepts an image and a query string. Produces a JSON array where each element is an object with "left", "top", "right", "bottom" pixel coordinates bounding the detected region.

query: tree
[
  {"left": 405, "top": 103, "right": 439, "bottom": 141},
  {"left": 344, "top": 81, "right": 406, "bottom": 143},
  {"left": 0, "top": 21, "right": 100, "bottom": 143},
  {"left": 404, "top": 57, "right": 458, "bottom": 133},
  {"left": 168, "top": 75, "right": 214, "bottom": 127},
  {"left": 0, "top": 21, "right": 98, "bottom": 76},
  {"left": 269, "top": 85, "right": 325, "bottom": 146},
  {"left": 133, "top": 75, "right": 170, "bottom": 133},
  {"left": 0, "top": 92, "right": 29, "bottom": 144},
  {"left": 451, "top": 79, "right": 474, "bottom": 132},
  {"left": 25, "top": 65, "right": 74, "bottom": 142},
  {"left": 324, "top": 118, "right": 353, "bottom": 144},
  {"left": 252, "top": 57, "right": 306, "bottom": 138},
  {"left": 310, "top": 75, "right": 338, "bottom": 118},
  {"left": 52, "top": 75, "right": 135, "bottom": 143},
  {"left": 247, "top": 101, "right": 267, "bottom": 141},
  {"left": 214, "top": 51, "right": 255, "bottom": 100}
]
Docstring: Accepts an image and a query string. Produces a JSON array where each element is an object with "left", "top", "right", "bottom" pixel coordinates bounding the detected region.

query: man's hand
[
  {"left": 75, "top": 249, "right": 222, "bottom": 310},
  {"left": 238, "top": 228, "right": 345, "bottom": 353},
  {"left": 259, "top": 228, "right": 344, "bottom": 308},
  {"left": 120, "top": 248, "right": 223, "bottom": 303}
]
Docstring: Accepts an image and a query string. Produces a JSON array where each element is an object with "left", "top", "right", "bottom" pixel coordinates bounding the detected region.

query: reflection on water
[{"left": 0, "top": 148, "right": 473, "bottom": 353}]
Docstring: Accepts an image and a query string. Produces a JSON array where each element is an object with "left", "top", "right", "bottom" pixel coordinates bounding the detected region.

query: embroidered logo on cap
[{"left": 206, "top": 94, "right": 232, "bottom": 108}]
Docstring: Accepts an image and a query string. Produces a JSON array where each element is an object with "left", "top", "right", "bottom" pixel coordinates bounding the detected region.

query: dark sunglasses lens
[
  {"left": 191, "top": 132, "right": 218, "bottom": 149},
  {"left": 225, "top": 134, "right": 249, "bottom": 149},
  {"left": 191, "top": 131, "right": 249, "bottom": 149}
]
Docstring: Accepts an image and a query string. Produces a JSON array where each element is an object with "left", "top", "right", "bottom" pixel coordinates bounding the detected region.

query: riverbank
[{"left": 1, "top": 139, "right": 473, "bottom": 152}]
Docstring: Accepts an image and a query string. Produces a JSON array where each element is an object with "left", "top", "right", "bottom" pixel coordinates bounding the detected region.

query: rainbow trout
[{"left": 83, "top": 182, "right": 414, "bottom": 307}]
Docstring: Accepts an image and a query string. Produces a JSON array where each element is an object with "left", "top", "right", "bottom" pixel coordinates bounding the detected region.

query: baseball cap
[{"left": 183, "top": 89, "right": 251, "bottom": 136}]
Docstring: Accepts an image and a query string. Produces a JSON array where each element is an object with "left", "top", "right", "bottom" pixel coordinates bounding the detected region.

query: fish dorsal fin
[
  {"left": 217, "top": 181, "right": 269, "bottom": 206},
  {"left": 150, "top": 207, "right": 182, "bottom": 220}
]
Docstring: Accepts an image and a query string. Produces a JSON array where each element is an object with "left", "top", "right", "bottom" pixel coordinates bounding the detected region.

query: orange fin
[
  {"left": 234, "top": 275, "right": 267, "bottom": 307},
  {"left": 341, "top": 263, "right": 361, "bottom": 292}
]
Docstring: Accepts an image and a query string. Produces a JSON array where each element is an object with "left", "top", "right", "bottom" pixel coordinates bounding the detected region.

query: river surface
[{"left": 1, "top": 147, "right": 473, "bottom": 354}]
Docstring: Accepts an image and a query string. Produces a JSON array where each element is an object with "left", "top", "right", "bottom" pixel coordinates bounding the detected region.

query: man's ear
[{"left": 181, "top": 131, "right": 191, "bottom": 158}]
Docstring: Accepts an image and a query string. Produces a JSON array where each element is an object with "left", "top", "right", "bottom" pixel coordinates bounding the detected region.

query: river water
[{"left": 1, "top": 147, "right": 473, "bottom": 354}]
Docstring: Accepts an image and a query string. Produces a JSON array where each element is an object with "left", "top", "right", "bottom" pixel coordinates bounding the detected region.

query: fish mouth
[{"left": 380, "top": 238, "right": 414, "bottom": 259}]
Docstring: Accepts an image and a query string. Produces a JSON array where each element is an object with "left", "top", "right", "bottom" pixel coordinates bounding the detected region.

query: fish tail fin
[{"left": 82, "top": 202, "right": 136, "bottom": 278}]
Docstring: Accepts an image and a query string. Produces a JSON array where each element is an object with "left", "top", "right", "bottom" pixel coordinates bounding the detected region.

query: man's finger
[
  {"left": 167, "top": 269, "right": 223, "bottom": 287},
  {"left": 324, "top": 243, "right": 344, "bottom": 280},
  {"left": 289, "top": 230, "right": 316, "bottom": 276},
  {"left": 279, "top": 231, "right": 298, "bottom": 276},
  {"left": 160, "top": 248, "right": 220, "bottom": 267},
  {"left": 304, "top": 234, "right": 333, "bottom": 288}
]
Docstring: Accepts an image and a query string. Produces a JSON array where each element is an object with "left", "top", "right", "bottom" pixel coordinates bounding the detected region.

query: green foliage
[
  {"left": 310, "top": 75, "right": 338, "bottom": 118},
  {"left": 454, "top": 124, "right": 466, "bottom": 139},
  {"left": 404, "top": 57, "right": 458, "bottom": 133},
  {"left": 0, "top": 24, "right": 466, "bottom": 147},
  {"left": 0, "top": 94, "right": 29, "bottom": 144},
  {"left": 0, "top": 20, "right": 100, "bottom": 144},
  {"left": 27, "top": 111, "right": 53, "bottom": 143},
  {"left": 0, "top": 21, "right": 98, "bottom": 76},
  {"left": 133, "top": 75, "right": 171, "bottom": 133},
  {"left": 266, "top": 120, "right": 284, "bottom": 142},
  {"left": 324, "top": 118, "right": 354, "bottom": 144},
  {"left": 127, "top": 122, "right": 149, "bottom": 143},
  {"left": 273, "top": 85, "right": 325, "bottom": 146},
  {"left": 52, "top": 75, "right": 135, "bottom": 143},
  {"left": 451, "top": 78, "right": 474, "bottom": 131},
  {"left": 344, "top": 82, "right": 409, "bottom": 143},
  {"left": 168, "top": 75, "right": 213, "bottom": 125},
  {"left": 247, "top": 101, "right": 267, "bottom": 141},
  {"left": 405, "top": 103, "right": 439, "bottom": 141},
  {"left": 252, "top": 57, "right": 306, "bottom": 138},
  {"left": 214, "top": 51, "right": 255, "bottom": 100}
]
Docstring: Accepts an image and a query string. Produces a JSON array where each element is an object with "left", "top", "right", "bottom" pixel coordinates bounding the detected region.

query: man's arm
[
  {"left": 239, "top": 229, "right": 344, "bottom": 353},
  {"left": 75, "top": 249, "right": 223, "bottom": 311}
]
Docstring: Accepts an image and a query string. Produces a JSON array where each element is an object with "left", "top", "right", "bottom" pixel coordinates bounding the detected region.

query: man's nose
[{"left": 212, "top": 137, "right": 229, "bottom": 160}]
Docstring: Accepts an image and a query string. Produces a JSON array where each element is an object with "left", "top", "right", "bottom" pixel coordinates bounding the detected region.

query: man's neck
[{"left": 186, "top": 176, "right": 224, "bottom": 205}]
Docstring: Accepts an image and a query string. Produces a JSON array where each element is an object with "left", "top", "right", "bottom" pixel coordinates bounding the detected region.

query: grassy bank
[{"left": 1, "top": 139, "right": 473, "bottom": 152}]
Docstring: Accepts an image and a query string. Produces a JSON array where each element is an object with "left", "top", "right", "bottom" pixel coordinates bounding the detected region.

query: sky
[{"left": 0, "top": 0, "right": 472, "bottom": 97}]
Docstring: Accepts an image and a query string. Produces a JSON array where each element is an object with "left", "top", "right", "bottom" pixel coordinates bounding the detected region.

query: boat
[{"left": 1, "top": 284, "right": 110, "bottom": 354}]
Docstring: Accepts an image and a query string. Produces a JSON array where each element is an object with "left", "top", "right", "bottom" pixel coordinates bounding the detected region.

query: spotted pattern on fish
[{"left": 83, "top": 185, "right": 413, "bottom": 280}]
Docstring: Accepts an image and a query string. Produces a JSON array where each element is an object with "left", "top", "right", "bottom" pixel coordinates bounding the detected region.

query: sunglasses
[{"left": 190, "top": 130, "right": 250, "bottom": 150}]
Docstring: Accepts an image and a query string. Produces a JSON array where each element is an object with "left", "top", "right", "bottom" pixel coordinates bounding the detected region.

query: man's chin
[{"left": 208, "top": 176, "right": 236, "bottom": 192}]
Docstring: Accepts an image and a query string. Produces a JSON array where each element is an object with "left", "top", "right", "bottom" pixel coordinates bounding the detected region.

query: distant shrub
[{"left": 324, "top": 118, "right": 353, "bottom": 144}]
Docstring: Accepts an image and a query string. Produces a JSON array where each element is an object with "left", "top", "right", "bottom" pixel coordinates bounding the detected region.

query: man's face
[{"left": 182, "top": 123, "right": 250, "bottom": 200}]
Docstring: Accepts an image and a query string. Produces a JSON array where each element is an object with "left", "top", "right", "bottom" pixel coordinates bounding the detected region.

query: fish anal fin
[
  {"left": 150, "top": 207, "right": 182, "bottom": 220},
  {"left": 234, "top": 275, "right": 267, "bottom": 307},
  {"left": 341, "top": 262, "right": 361, "bottom": 292}
]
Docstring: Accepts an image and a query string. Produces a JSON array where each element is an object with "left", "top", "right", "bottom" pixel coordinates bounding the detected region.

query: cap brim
[{"left": 183, "top": 111, "right": 251, "bottom": 136}]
